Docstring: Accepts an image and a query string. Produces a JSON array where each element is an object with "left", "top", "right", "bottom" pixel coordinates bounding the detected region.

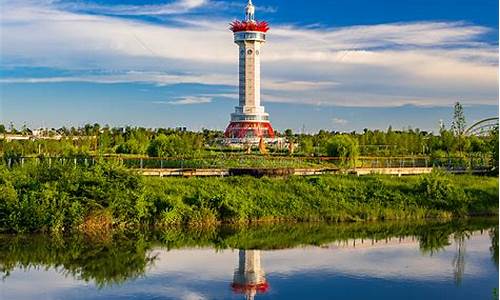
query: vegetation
[
  {"left": 1, "top": 103, "right": 497, "bottom": 165},
  {"left": 0, "top": 218, "right": 497, "bottom": 285},
  {"left": 0, "top": 160, "right": 497, "bottom": 233},
  {"left": 146, "top": 133, "right": 203, "bottom": 157},
  {"left": 325, "top": 135, "right": 359, "bottom": 167}
]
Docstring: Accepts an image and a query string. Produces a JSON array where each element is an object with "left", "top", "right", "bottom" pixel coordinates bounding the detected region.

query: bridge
[{"left": 465, "top": 117, "right": 498, "bottom": 136}]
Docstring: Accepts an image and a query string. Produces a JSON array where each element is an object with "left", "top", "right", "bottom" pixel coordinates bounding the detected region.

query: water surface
[{"left": 1, "top": 219, "right": 498, "bottom": 300}]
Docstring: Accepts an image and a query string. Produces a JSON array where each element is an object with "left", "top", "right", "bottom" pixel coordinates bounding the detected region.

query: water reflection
[
  {"left": 0, "top": 218, "right": 498, "bottom": 300},
  {"left": 452, "top": 232, "right": 468, "bottom": 285},
  {"left": 232, "top": 250, "right": 268, "bottom": 300}
]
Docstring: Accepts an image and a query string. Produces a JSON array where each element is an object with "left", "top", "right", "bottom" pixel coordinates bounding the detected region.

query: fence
[{"left": 1, "top": 154, "right": 493, "bottom": 171}]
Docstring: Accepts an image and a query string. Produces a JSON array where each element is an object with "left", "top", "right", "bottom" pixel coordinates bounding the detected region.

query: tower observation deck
[{"left": 224, "top": 0, "right": 275, "bottom": 140}]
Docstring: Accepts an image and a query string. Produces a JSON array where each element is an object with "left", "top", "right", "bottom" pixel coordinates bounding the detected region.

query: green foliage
[
  {"left": 0, "top": 160, "right": 497, "bottom": 233},
  {"left": 299, "top": 136, "right": 314, "bottom": 155},
  {"left": 147, "top": 134, "right": 202, "bottom": 158},
  {"left": 325, "top": 135, "right": 359, "bottom": 167},
  {"left": 115, "top": 138, "right": 145, "bottom": 155},
  {"left": 1, "top": 117, "right": 495, "bottom": 162},
  {"left": 490, "top": 126, "right": 499, "bottom": 172},
  {"left": 417, "top": 172, "right": 462, "bottom": 209},
  {"left": 0, "top": 161, "right": 151, "bottom": 232},
  {"left": 452, "top": 102, "right": 466, "bottom": 137}
]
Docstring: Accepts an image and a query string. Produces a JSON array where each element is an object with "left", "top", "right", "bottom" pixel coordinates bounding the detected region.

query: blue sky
[{"left": 0, "top": 0, "right": 498, "bottom": 133}]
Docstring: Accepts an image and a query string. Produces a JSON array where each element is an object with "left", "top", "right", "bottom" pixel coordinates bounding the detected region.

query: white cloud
[
  {"left": 57, "top": 0, "right": 209, "bottom": 16},
  {"left": 166, "top": 96, "right": 213, "bottom": 105},
  {"left": 332, "top": 117, "right": 348, "bottom": 125},
  {"left": 0, "top": 0, "right": 498, "bottom": 107}
]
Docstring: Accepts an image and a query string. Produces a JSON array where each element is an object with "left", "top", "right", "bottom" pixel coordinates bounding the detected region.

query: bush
[{"left": 417, "top": 171, "right": 467, "bottom": 214}]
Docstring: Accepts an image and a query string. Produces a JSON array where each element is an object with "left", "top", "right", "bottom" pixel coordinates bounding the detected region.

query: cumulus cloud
[{"left": 0, "top": 0, "right": 497, "bottom": 107}]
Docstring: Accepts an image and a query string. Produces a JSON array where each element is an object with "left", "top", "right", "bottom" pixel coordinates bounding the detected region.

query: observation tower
[{"left": 224, "top": 0, "right": 275, "bottom": 140}]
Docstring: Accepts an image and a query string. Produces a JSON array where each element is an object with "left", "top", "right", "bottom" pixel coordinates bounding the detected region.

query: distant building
[{"left": 32, "top": 128, "right": 48, "bottom": 137}]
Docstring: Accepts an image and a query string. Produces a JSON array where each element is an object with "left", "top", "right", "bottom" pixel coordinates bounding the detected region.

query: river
[{"left": 0, "top": 218, "right": 498, "bottom": 299}]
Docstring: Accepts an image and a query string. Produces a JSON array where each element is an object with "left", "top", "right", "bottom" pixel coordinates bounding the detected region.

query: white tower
[{"left": 225, "top": 0, "right": 274, "bottom": 140}]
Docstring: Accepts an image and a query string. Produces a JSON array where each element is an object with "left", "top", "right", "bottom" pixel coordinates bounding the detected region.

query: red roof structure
[{"left": 230, "top": 20, "right": 269, "bottom": 33}]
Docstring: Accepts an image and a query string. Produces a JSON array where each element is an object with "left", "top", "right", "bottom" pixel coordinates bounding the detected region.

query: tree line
[{"left": 1, "top": 102, "right": 497, "bottom": 165}]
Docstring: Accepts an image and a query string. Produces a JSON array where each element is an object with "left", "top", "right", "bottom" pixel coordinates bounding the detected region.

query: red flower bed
[{"left": 230, "top": 20, "right": 269, "bottom": 32}]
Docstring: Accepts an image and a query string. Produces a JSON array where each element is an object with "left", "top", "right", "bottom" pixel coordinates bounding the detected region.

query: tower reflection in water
[{"left": 231, "top": 250, "right": 269, "bottom": 299}]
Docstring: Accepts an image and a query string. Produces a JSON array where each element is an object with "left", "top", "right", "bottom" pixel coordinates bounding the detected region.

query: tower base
[{"left": 224, "top": 121, "right": 275, "bottom": 139}]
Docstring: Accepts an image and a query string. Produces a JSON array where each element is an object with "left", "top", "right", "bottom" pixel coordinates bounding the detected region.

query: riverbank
[{"left": 0, "top": 161, "right": 498, "bottom": 233}]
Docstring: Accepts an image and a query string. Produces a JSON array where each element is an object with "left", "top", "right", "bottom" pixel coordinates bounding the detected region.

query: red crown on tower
[
  {"left": 230, "top": 0, "right": 269, "bottom": 33},
  {"left": 230, "top": 20, "right": 269, "bottom": 32}
]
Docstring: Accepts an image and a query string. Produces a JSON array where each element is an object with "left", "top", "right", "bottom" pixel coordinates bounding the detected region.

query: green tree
[
  {"left": 451, "top": 102, "right": 466, "bottom": 153},
  {"left": 299, "top": 136, "right": 314, "bottom": 155},
  {"left": 116, "top": 138, "right": 145, "bottom": 155},
  {"left": 489, "top": 126, "right": 499, "bottom": 172},
  {"left": 147, "top": 134, "right": 197, "bottom": 157},
  {"left": 325, "top": 135, "right": 359, "bottom": 168},
  {"left": 451, "top": 102, "right": 466, "bottom": 136}
]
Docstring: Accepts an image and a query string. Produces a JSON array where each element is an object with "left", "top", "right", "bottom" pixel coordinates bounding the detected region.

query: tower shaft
[{"left": 234, "top": 36, "right": 267, "bottom": 121}]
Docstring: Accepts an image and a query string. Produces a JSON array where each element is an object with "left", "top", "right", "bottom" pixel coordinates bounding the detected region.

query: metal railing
[{"left": 1, "top": 154, "right": 493, "bottom": 171}]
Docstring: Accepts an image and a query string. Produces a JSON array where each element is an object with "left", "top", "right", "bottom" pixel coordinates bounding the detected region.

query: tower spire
[{"left": 245, "top": 0, "right": 255, "bottom": 22}]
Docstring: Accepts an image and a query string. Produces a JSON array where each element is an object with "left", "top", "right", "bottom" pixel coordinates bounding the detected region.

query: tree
[
  {"left": 451, "top": 102, "right": 466, "bottom": 136},
  {"left": 440, "top": 129, "right": 457, "bottom": 154},
  {"left": 116, "top": 138, "right": 145, "bottom": 155},
  {"left": 451, "top": 102, "right": 467, "bottom": 153},
  {"left": 147, "top": 134, "right": 198, "bottom": 157},
  {"left": 299, "top": 136, "right": 314, "bottom": 155},
  {"left": 0, "top": 124, "right": 5, "bottom": 134},
  {"left": 325, "top": 135, "right": 359, "bottom": 168},
  {"left": 489, "top": 126, "right": 499, "bottom": 172}
]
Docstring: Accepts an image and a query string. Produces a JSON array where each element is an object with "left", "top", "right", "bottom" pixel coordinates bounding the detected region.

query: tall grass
[{"left": 0, "top": 161, "right": 497, "bottom": 233}]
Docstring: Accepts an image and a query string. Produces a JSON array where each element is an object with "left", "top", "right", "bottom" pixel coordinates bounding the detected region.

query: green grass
[{"left": 0, "top": 160, "right": 498, "bottom": 233}]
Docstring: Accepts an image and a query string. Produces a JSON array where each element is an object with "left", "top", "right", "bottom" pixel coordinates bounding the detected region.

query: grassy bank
[{"left": 0, "top": 161, "right": 498, "bottom": 233}]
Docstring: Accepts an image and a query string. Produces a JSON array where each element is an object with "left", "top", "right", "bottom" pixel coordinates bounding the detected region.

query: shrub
[{"left": 417, "top": 171, "right": 467, "bottom": 214}]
